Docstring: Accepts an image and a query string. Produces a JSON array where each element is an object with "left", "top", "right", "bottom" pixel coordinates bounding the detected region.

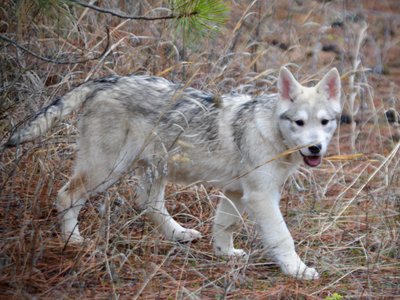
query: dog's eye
[
  {"left": 295, "top": 120, "right": 304, "bottom": 126},
  {"left": 321, "top": 119, "right": 329, "bottom": 125}
]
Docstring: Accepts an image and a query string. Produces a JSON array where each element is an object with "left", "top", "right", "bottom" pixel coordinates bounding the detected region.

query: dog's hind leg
[
  {"left": 213, "top": 190, "right": 246, "bottom": 257},
  {"left": 56, "top": 173, "right": 88, "bottom": 243},
  {"left": 56, "top": 154, "right": 132, "bottom": 244},
  {"left": 135, "top": 174, "right": 201, "bottom": 242},
  {"left": 56, "top": 118, "right": 138, "bottom": 243}
]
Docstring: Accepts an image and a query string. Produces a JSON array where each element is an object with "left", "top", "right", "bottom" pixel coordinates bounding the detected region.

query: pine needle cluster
[{"left": 169, "top": 0, "right": 229, "bottom": 39}]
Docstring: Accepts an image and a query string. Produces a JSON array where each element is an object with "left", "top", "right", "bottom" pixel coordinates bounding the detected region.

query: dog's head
[{"left": 276, "top": 67, "right": 341, "bottom": 167}]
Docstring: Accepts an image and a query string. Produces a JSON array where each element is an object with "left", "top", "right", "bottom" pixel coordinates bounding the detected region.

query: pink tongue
[{"left": 303, "top": 156, "right": 321, "bottom": 167}]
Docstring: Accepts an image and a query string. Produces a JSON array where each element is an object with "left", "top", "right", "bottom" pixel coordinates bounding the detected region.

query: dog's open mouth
[{"left": 301, "top": 154, "right": 322, "bottom": 167}]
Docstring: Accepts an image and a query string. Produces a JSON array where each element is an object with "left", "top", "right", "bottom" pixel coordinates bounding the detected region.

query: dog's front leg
[
  {"left": 244, "top": 188, "right": 319, "bottom": 280},
  {"left": 213, "top": 190, "right": 246, "bottom": 257}
]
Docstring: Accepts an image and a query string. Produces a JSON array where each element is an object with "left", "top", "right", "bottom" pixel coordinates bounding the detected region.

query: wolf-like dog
[{"left": 4, "top": 67, "right": 341, "bottom": 280}]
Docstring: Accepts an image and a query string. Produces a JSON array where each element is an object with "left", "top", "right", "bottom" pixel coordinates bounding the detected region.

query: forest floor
[{"left": 1, "top": 0, "right": 399, "bottom": 299}]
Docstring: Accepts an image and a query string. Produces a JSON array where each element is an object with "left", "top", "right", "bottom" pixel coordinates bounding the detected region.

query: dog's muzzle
[{"left": 300, "top": 144, "right": 322, "bottom": 167}]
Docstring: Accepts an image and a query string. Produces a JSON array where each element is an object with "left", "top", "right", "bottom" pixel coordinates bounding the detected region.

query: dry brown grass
[{"left": 1, "top": 0, "right": 399, "bottom": 299}]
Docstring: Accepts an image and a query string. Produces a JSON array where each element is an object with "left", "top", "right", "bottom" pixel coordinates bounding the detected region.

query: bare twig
[
  {"left": 150, "top": 262, "right": 200, "bottom": 300},
  {"left": 132, "top": 246, "right": 177, "bottom": 300},
  {"left": 0, "top": 28, "right": 110, "bottom": 65},
  {"left": 67, "top": 0, "right": 198, "bottom": 21}
]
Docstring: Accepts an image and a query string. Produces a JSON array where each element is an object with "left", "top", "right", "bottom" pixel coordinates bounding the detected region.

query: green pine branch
[{"left": 170, "top": 0, "right": 229, "bottom": 38}]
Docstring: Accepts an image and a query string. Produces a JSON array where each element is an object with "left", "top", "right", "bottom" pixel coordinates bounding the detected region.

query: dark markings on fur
[
  {"left": 93, "top": 75, "right": 120, "bottom": 84},
  {"left": 185, "top": 88, "right": 215, "bottom": 104},
  {"left": 4, "top": 131, "right": 20, "bottom": 147},
  {"left": 6, "top": 96, "right": 65, "bottom": 147},
  {"left": 5, "top": 74, "right": 223, "bottom": 151},
  {"left": 203, "top": 112, "right": 219, "bottom": 142},
  {"left": 29, "top": 96, "right": 63, "bottom": 124},
  {"left": 121, "top": 97, "right": 161, "bottom": 118},
  {"left": 83, "top": 75, "right": 123, "bottom": 105},
  {"left": 161, "top": 88, "right": 220, "bottom": 151},
  {"left": 40, "top": 96, "right": 64, "bottom": 121},
  {"left": 45, "top": 96, "right": 63, "bottom": 111},
  {"left": 143, "top": 76, "right": 163, "bottom": 83},
  {"left": 279, "top": 113, "right": 291, "bottom": 121},
  {"left": 232, "top": 99, "right": 257, "bottom": 151},
  {"left": 187, "top": 92, "right": 219, "bottom": 147}
]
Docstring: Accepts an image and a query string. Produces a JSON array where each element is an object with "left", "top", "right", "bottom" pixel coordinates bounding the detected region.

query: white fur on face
[{"left": 276, "top": 67, "right": 341, "bottom": 156}]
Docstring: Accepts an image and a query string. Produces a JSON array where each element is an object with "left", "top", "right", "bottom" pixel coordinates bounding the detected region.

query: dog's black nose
[{"left": 308, "top": 144, "right": 322, "bottom": 154}]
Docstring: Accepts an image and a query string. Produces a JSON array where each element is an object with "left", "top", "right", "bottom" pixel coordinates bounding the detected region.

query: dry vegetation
[{"left": 1, "top": 0, "right": 399, "bottom": 299}]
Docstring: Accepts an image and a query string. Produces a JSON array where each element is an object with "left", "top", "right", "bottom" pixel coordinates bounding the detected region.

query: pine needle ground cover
[{"left": 1, "top": 1, "right": 399, "bottom": 299}]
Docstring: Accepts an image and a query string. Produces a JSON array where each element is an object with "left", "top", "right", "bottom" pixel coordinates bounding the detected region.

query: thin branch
[
  {"left": 67, "top": 0, "right": 198, "bottom": 21},
  {"left": 0, "top": 28, "right": 111, "bottom": 65}
]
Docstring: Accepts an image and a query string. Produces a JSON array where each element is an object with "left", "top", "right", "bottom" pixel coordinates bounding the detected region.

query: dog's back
[{"left": 3, "top": 68, "right": 341, "bottom": 280}]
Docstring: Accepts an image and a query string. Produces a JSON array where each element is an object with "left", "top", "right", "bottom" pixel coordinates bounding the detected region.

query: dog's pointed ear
[
  {"left": 316, "top": 68, "right": 341, "bottom": 113},
  {"left": 278, "top": 67, "right": 301, "bottom": 101},
  {"left": 317, "top": 68, "right": 341, "bottom": 102}
]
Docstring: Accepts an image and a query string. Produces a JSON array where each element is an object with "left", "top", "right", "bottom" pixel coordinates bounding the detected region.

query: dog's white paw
[
  {"left": 230, "top": 248, "right": 247, "bottom": 257},
  {"left": 62, "top": 232, "right": 85, "bottom": 244},
  {"left": 299, "top": 267, "right": 319, "bottom": 280},
  {"left": 215, "top": 247, "right": 247, "bottom": 258},
  {"left": 172, "top": 228, "right": 202, "bottom": 242},
  {"left": 281, "top": 261, "right": 319, "bottom": 280}
]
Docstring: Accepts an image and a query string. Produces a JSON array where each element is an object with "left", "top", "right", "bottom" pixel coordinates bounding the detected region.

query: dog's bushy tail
[{"left": 4, "top": 82, "right": 94, "bottom": 147}]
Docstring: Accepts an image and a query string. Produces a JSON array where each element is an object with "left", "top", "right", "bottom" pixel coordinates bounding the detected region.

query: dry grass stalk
[{"left": 1, "top": 0, "right": 399, "bottom": 299}]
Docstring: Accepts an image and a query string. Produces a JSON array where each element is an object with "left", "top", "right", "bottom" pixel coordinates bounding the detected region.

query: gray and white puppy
[{"left": 4, "top": 67, "right": 341, "bottom": 280}]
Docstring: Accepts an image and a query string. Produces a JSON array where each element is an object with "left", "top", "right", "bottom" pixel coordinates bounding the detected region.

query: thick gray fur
[{"left": 4, "top": 67, "right": 342, "bottom": 280}]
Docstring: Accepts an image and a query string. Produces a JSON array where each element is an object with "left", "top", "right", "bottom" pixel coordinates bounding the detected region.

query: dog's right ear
[{"left": 277, "top": 67, "right": 301, "bottom": 102}]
